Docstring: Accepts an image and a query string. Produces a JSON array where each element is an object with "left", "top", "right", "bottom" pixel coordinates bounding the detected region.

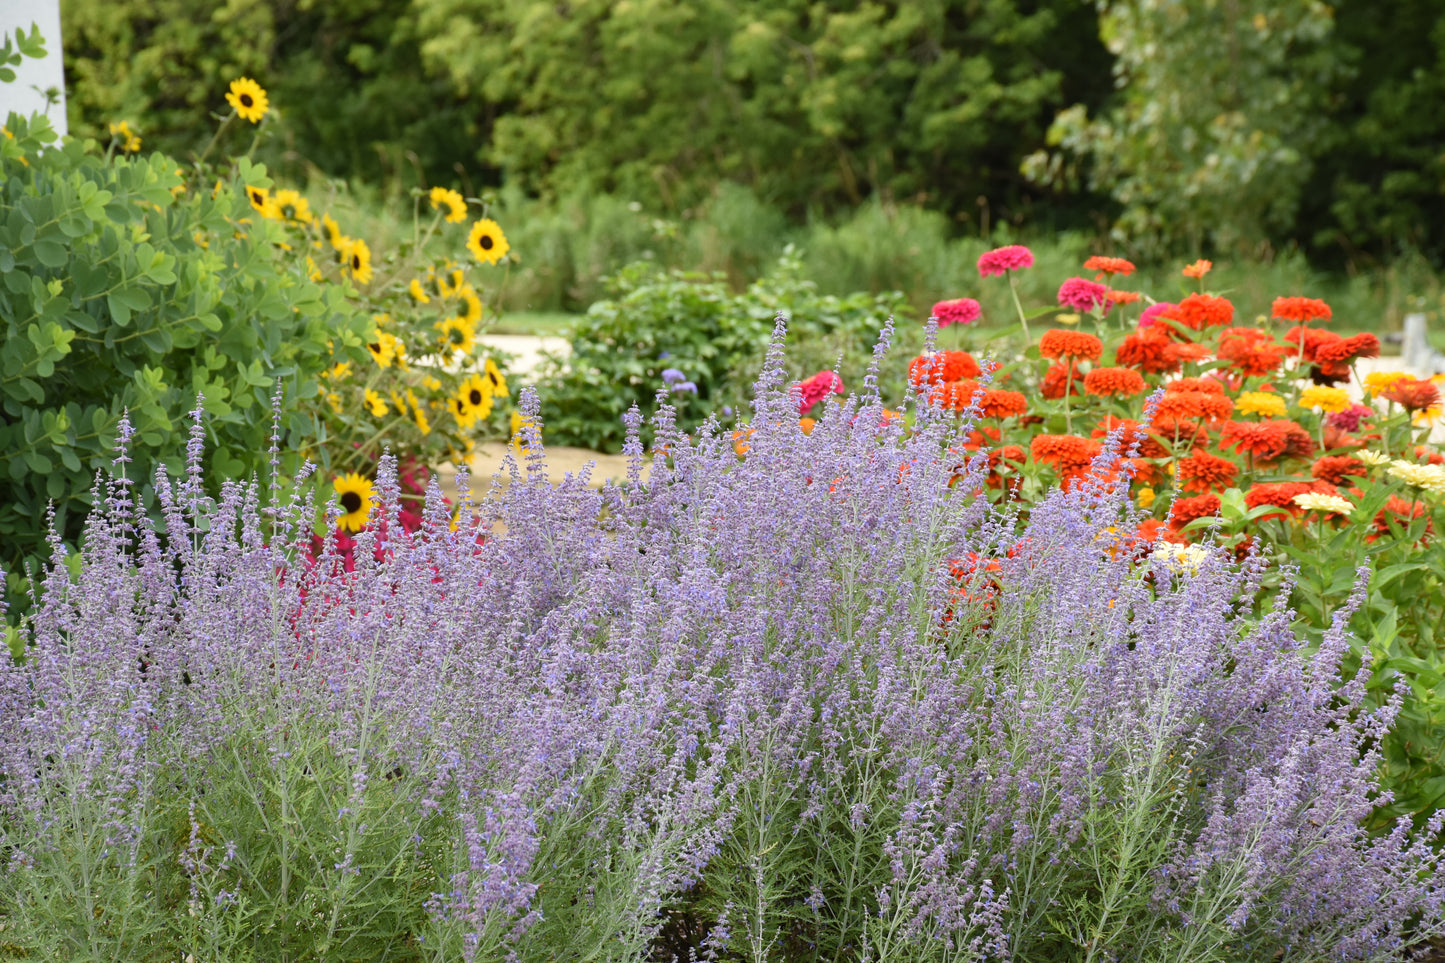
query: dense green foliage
[
  {"left": 59, "top": 0, "right": 1445, "bottom": 265},
  {"left": 536, "top": 250, "right": 905, "bottom": 452},
  {"left": 0, "top": 108, "right": 369, "bottom": 615}
]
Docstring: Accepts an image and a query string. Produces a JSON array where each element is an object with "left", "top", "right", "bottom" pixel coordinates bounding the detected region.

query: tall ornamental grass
[{"left": 0, "top": 322, "right": 1440, "bottom": 962}]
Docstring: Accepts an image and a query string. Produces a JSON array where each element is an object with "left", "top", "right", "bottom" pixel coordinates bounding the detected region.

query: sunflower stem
[{"left": 195, "top": 111, "right": 236, "bottom": 168}]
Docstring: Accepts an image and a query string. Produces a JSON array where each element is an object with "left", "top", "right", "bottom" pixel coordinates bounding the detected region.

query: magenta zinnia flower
[
  {"left": 1057, "top": 277, "right": 1111, "bottom": 312},
  {"left": 932, "top": 297, "right": 982, "bottom": 328},
  {"left": 1138, "top": 301, "right": 1177, "bottom": 329},
  {"left": 1327, "top": 403, "right": 1373, "bottom": 433},
  {"left": 797, "top": 370, "right": 844, "bottom": 414},
  {"left": 977, "top": 245, "right": 1034, "bottom": 277}
]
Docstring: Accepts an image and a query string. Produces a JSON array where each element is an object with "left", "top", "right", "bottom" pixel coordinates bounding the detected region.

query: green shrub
[
  {"left": 537, "top": 249, "right": 905, "bottom": 452},
  {"left": 0, "top": 109, "right": 370, "bottom": 616}
]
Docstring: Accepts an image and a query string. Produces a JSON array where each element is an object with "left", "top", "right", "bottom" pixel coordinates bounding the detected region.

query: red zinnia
[
  {"left": 1084, "top": 366, "right": 1148, "bottom": 398},
  {"left": 1031, "top": 434, "right": 1102, "bottom": 482},
  {"left": 1245, "top": 481, "right": 1336, "bottom": 520},
  {"left": 1177, "top": 451, "right": 1239, "bottom": 494},
  {"left": 1272, "top": 296, "right": 1332, "bottom": 324},
  {"left": 1370, "top": 496, "right": 1433, "bottom": 544},
  {"left": 1382, "top": 377, "right": 1442, "bottom": 412},
  {"left": 1314, "top": 332, "right": 1380, "bottom": 365},
  {"left": 1219, "top": 419, "right": 1315, "bottom": 464},
  {"left": 1039, "top": 329, "right": 1104, "bottom": 361},
  {"left": 977, "top": 245, "right": 1034, "bottom": 277},
  {"left": 1311, "top": 455, "right": 1369, "bottom": 486}
]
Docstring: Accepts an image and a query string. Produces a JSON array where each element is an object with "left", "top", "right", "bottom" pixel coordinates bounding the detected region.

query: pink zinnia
[
  {"left": 798, "top": 370, "right": 844, "bottom": 414},
  {"left": 1138, "top": 302, "right": 1177, "bottom": 329},
  {"left": 1057, "top": 277, "right": 1111, "bottom": 312},
  {"left": 932, "top": 297, "right": 982, "bottom": 327},
  {"left": 977, "top": 245, "right": 1034, "bottom": 277}
]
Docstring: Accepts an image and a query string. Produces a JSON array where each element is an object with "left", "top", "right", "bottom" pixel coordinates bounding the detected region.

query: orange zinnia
[
  {"left": 1165, "top": 377, "right": 1227, "bottom": 397},
  {"left": 978, "top": 389, "right": 1028, "bottom": 419},
  {"left": 1245, "top": 480, "right": 1336, "bottom": 520},
  {"left": 908, "top": 350, "right": 981, "bottom": 386},
  {"left": 1381, "top": 377, "right": 1442, "bottom": 412},
  {"left": 1182, "top": 259, "right": 1212, "bottom": 279},
  {"left": 1084, "top": 366, "right": 1147, "bottom": 398},
  {"left": 1152, "top": 391, "right": 1233, "bottom": 423},
  {"left": 1041, "top": 363, "right": 1085, "bottom": 399},
  {"left": 1370, "top": 496, "right": 1433, "bottom": 544},
  {"left": 1218, "top": 326, "right": 1287, "bottom": 378},
  {"left": 1172, "top": 293, "right": 1234, "bottom": 330},
  {"left": 1271, "top": 296, "right": 1332, "bottom": 324},
  {"left": 1168, "top": 492, "right": 1222, "bottom": 532},
  {"left": 1084, "top": 255, "right": 1136, "bottom": 277},
  {"left": 1116, "top": 329, "right": 1181, "bottom": 375},
  {"left": 1039, "top": 329, "right": 1104, "bottom": 361},
  {"left": 925, "top": 379, "right": 983, "bottom": 412},
  {"left": 1106, "top": 289, "right": 1142, "bottom": 305},
  {"left": 1177, "top": 450, "right": 1239, "bottom": 494},
  {"left": 1031, "top": 434, "right": 1101, "bottom": 481},
  {"left": 1314, "top": 332, "right": 1380, "bottom": 365}
]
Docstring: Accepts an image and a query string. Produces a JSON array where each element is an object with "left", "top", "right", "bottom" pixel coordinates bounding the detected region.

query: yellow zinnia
[
  {"left": 1235, "top": 391, "right": 1287, "bottom": 418},
  {"left": 1364, "top": 371, "right": 1412, "bottom": 396},
  {"left": 226, "top": 77, "right": 270, "bottom": 124},
  {"left": 466, "top": 219, "right": 510, "bottom": 265},
  {"left": 428, "top": 186, "right": 468, "bottom": 223},
  {"left": 1297, "top": 385, "right": 1351, "bottom": 413}
]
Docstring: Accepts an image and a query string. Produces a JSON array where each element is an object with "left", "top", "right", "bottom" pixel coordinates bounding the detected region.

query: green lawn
[{"left": 490, "top": 311, "right": 580, "bottom": 337}]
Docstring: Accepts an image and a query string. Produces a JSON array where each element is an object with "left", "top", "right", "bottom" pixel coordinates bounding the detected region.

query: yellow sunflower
[
  {"left": 305, "top": 255, "right": 322, "bottom": 281},
  {"left": 271, "top": 188, "right": 314, "bottom": 226},
  {"left": 436, "top": 316, "right": 477, "bottom": 355},
  {"left": 341, "top": 237, "right": 374, "bottom": 285},
  {"left": 246, "top": 185, "right": 275, "bottom": 218},
  {"left": 406, "top": 389, "right": 431, "bottom": 436},
  {"left": 428, "top": 186, "right": 468, "bottom": 224},
  {"left": 226, "top": 77, "right": 270, "bottom": 124},
  {"left": 458, "top": 287, "right": 483, "bottom": 325},
  {"left": 510, "top": 410, "right": 539, "bottom": 455},
  {"left": 483, "top": 357, "right": 508, "bottom": 398},
  {"left": 408, "top": 278, "right": 431, "bottom": 304},
  {"left": 453, "top": 373, "right": 494, "bottom": 427},
  {"left": 421, "top": 374, "right": 442, "bottom": 392},
  {"left": 324, "top": 361, "right": 352, "bottom": 380},
  {"left": 108, "top": 121, "right": 141, "bottom": 152},
  {"left": 322, "top": 212, "right": 345, "bottom": 250},
  {"left": 367, "top": 329, "right": 404, "bottom": 368},
  {"left": 364, "top": 388, "right": 388, "bottom": 417},
  {"left": 333, "top": 473, "right": 374, "bottom": 532},
  {"left": 466, "top": 219, "right": 509, "bottom": 265}
]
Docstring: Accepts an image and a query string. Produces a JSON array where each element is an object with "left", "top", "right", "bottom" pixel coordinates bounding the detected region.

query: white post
[{"left": 0, "top": 0, "right": 67, "bottom": 137}]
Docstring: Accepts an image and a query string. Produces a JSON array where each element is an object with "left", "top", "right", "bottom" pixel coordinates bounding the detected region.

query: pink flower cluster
[
  {"left": 798, "top": 370, "right": 844, "bottom": 414},
  {"left": 1138, "top": 301, "right": 1178, "bottom": 329},
  {"left": 1057, "top": 276, "right": 1111, "bottom": 313},
  {"left": 977, "top": 245, "right": 1034, "bottom": 277},
  {"left": 931, "top": 297, "right": 982, "bottom": 328}
]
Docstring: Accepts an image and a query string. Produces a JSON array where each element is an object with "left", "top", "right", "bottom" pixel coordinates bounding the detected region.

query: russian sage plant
[{"left": 0, "top": 321, "right": 1440, "bottom": 962}]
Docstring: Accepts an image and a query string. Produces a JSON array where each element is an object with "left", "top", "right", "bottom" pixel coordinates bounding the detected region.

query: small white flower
[
  {"left": 1354, "top": 449, "right": 1391, "bottom": 467},
  {"left": 1387, "top": 460, "right": 1445, "bottom": 494}
]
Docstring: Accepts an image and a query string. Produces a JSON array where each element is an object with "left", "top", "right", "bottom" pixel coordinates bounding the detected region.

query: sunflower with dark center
[
  {"left": 454, "top": 373, "right": 494, "bottom": 426},
  {"left": 225, "top": 77, "right": 269, "bottom": 124},
  {"left": 466, "top": 219, "right": 510, "bottom": 265},
  {"left": 429, "top": 186, "right": 468, "bottom": 224},
  {"left": 341, "top": 238, "right": 373, "bottom": 285},
  {"left": 435, "top": 317, "right": 477, "bottom": 355},
  {"left": 484, "top": 358, "right": 508, "bottom": 398},
  {"left": 333, "top": 473, "right": 374, "bottom": 532},
  {"left": 246, "top": 185, "right": 273, "bottom": 217},
  {"left": 271, "top": 188, "right": 313, "bottom": 226}
]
